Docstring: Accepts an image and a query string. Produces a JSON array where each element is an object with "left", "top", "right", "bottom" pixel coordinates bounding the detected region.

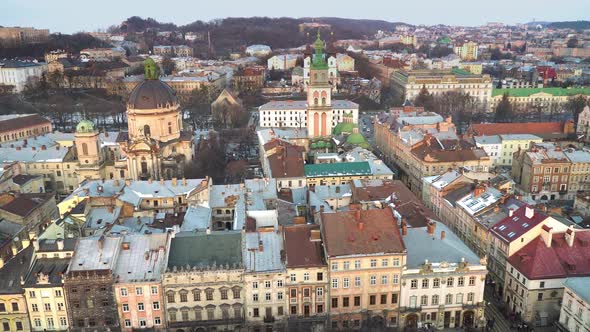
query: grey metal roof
[
  {"left": 167, "top": 232, "right": 243, "bottom": 269},
  {"left": 563, "top": 277, "right": 590, "bottom": 305},
  {"left": 404, "top": 222, "right": 481, "bottom": 269}
]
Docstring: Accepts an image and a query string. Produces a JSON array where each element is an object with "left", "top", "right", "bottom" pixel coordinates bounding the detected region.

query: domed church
[{"left": 116, "top": 58, "right": 194, "bottom": 180}]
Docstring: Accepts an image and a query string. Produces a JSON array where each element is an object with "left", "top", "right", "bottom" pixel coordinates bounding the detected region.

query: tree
[
  {"left": 186, "top": 85, "right": 220, "bottom": 128},
  {"left": 494, "top": 93, "right": 514, "bottom": 123},
  {"left": 161, "top": 56, "right": 175, "bottom": 75},
  {"left": 413, "top": 85, "right": 435, "bottom": 112},
  {"left": 567, "top": 37, "right": 578, "bottom": 48},
  {"left": 565, "top": 95, "right": 589, "bottom": 132},
  {"left": 185, "top": 131, "right": 227, "bottom": 182},
  {"left": 225, "top": 160, "right": 249, "bottom": 183}
]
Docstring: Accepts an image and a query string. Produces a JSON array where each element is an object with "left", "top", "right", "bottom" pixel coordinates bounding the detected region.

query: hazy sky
[{"left": 2, "top": 0, "right": 589, "bottom": 34}]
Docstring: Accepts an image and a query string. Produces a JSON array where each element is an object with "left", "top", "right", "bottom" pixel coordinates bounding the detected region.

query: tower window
[
  {"left": 322, "top": 97, "right": 326, "bottom": 106},
  {"left": 81, "top": 143, "right": 88, "bottom": 156},
  {"left": 143, "top": 125, "right": 151, "bottom": 136},
  {"left": 168, "top": 122, "right": 172, "bottom": 134}
]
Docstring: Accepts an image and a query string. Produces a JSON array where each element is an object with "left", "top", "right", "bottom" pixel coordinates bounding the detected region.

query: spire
[
  {"left": 311, "top": 29, "right": 328, "bottom": 70},
  {"left": 144, "top": 58, "right": 159, "bottom": 80}
]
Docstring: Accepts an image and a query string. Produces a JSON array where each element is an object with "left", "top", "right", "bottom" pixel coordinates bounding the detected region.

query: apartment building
[
  {"left": 113, "top": 233, "right": 169, "bottom": 331},
  {"left": 504, "top": 227, "right": 590, "bottom": 326},
  {"left": 163, "top": 232, "right": 245, "bottom": 332},
  {"left": 557, "top": 278, "right": 590, "bottom": 332},
  {"left": 400, "top": 222, "right": 487, "bottom": 329},
  {"left": 490, "top": 88, "right": 590, "bottom": 112},
  {"left": 0, "top": 246, "right": 34, "bottom": 332},
  {"left": 283, "top": 224, "right": 329, "bottom": 330},
  {"left": 23, "top": 239, "right": 75, "bottom": 331},
  {"left": 320, "top": 208, "right": 406, "bottom": 330}
]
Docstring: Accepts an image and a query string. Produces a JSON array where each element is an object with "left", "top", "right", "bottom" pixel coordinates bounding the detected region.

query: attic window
[
  {"left": 507, "top": 231, "right": 516, "bottom": 238},
  {"left": 498, "top": 225, "right": 507, "bottom": 231},
  {"left": 522, "top": 223, "right": 529, "bottom": 228},
  {"left": 513, "top": 217, "right": 519, "bottom": 221}
]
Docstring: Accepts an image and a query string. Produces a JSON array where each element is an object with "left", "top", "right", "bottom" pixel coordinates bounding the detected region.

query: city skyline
[{"left": 2, "top": 0, "right": 589, "bottom": 34}]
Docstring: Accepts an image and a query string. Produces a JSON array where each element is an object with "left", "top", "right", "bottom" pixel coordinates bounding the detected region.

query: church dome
[
  {"left": 128, "top": 80, "right": 177, "bottom": 109},
  {"left": 76, "top": 119, "right": 95, "bottom": 133}
]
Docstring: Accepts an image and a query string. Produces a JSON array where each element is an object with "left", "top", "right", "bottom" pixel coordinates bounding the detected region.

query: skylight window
[
  {"left": 507, "top": 232, "right": 516, "bottom": 238},
  {"left": 498, "top": 225, "right": 507, "bottom": 231},
  {"left": 513, "top": 217, "right": 519, "bottom": 221},
  {"left": 522, "top": 223, "right": 529, "bottom": 228}
]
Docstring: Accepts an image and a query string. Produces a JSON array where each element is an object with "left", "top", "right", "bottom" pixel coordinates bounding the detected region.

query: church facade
[{"left": 258, "top": 32, "right": 359, "bottom": 138}]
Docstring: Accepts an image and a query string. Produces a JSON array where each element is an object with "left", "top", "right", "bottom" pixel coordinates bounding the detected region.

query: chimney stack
[
  {"left": 525, "top": 206, "right": 534, "bottom": 219},
  {"left": 258, "top": 240, "right": 264, "bottom": 252},
  {"left": 355, "top": 209, "right": 361, "bottom": 222},
  {"left": 56, "top": 238, "right": 64, "bottom": 251},
  {"left": 441, "top": 230, "right": 446, "bottom": 240},
  {"left": 182, "top": 178, "right": 187, "bottom": 186},
  {"left": 401, "top": 220, "right": 408, "bottom": 236},
  {"left": 541, "top": 225, "right": 553, "bottom": 248},
  {"left": 509, "top": 208, "right": 514, "bottom": 217},
  {"left": 565, "top": 226, "right": 575, "bottom": 247},
  {"left": 172, "top": 178, "right": 178, "bottom": 187},
  {"left": 427, "top": 221, "right": 436, "bottom": 235},
  {"left": 357, "top": 222, "right": 364, "bottom": 232},
  {"left": 32, "top": 238, "right": 39, "bottom": 251}
]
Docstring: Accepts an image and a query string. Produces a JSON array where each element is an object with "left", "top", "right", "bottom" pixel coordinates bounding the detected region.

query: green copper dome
[
  {"left": 346, "top": 132, "right": 366, "bottom": 145},
  {"left": 76, "top": 119, "right": 95, "bottom": 133},
  {"left": 311, "top": 30, "right": 328, "bottom": 70}
]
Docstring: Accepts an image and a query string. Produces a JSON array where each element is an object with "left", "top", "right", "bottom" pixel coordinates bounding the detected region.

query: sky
[{"left": 2, "top": 0, "right": 589, "bottom": 34}]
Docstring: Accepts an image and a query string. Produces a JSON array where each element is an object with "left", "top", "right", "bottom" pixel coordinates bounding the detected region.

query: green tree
[
  {"left": 566, "top": 95, "right": 589, "bottom": 132},
  {"left": 567, "top": 37, "right": 578, "bottom": 48},
  {"left": 494, "top": 93, "right": 514, "bottom": 123}
]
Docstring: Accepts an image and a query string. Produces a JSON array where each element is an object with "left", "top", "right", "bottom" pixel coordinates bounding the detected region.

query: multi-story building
[
  {"left": 260, "top": 139, "right": 306, "bottom": 190},
  {"left": 576, "top": 106, "right": 590, "bottom": 140},
  {"left": 498, "top": 134, "right": 543, "bottom": 167},
  {"left": 304, "top": 162, "right": 377, "bottom": 188},
  {"left": 0, "top": 246, "right": 34, "bottom": 332},
  {"left": 0, "top": 114, "right": 52, "bottom": 143},
  {"left": 65, "top": 236, "right": 122, "bottom": 331},
  {"left": 0, "top": 27, "right": 50, "bottom": 45},
  {"left": 283, "top": 224, "right": 328, "bottom": 331},
  {"left": 113, "top": 233, "right": 169, "bottom": 331},
  {"left": 488, "top": 206, "right": 568, "bottom": 295},
  {"left": 267, "top": 54, "right": 299, "bottom": 71},
  {"left": 400, "top": 222, "right": 487, "bottom": 330},
  {"left": 23, "top": 238, "right": 75, "bottom": 332},
  {"left": 490, "top": 88, "right": 590, "bottom": 111},
  {"left": 504, "top": 227, "right": 590, "bottom": 326},
  {"left": 233, "top": 66, "right": 266, "bottom": 93},
  {"left": 474, "top": 135, "right": 502, "bottom": 166},
  {"left": 0, "top": 60, "right": 47, "bottom": 93},
  {"left": 512, "top": 144, "right": 572, "bottom": 201},
  {"left": 557, "top": 277, "right": 590, "bottom": 332},
  {"left": 79, "top": 47, "right": 125, "bottom": 60},
  {"left": 469, "top": 121, "right": 575, "bottom": 141},
  {"left": 390, "top": 69, "right": 493, "bottom": 105},
  {"left": 153, "top": 45, "right": 194, "bottom": 57},
  {"left": 564, "top": 149, "right": 590, "bottom": 195},
  {"left": 320, "top": 208, "right": 406, "bottom": 330},
  {"left": 453, "top": 41, "right": 479, "bottom": 61},
  {"left": 163, "top": 232, "right": 245, "bottom": 332}
]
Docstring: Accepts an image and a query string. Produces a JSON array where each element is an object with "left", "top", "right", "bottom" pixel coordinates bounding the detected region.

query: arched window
[
  {"left": 322, "top": 97, "right": 326, "bottom": 105},
  {"left": 168, "top": 122, "right": 172, "bottom": 135},
  {"left": 141, "top": 157, "right": 148, "bottom": 174},
  {"left": 143, "top": 125, "right": 151, "bottom": 136},
  {"left": 81, "top": 143, "right": 88, "bottom": 156},
  {"left": 314, "top": 98, "right": 318, "bottom": 105}
]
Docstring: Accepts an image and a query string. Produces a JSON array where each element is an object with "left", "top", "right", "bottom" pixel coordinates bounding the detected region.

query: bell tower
[{"left": 306, "top": 30, "right": 333, "bottom": 138}]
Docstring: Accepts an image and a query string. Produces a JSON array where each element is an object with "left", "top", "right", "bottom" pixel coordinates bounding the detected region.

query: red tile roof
[
  {"left": 470, "top": 122, "right": 564, "bottom": 136},
  {"left": 351, "top": 179, "right": 436, "bottom": 227},
  {"left": 0, "top": 193, "right": 52, "bottom": 217},
  {"left": 264, "top": 140, "right": 305, "bottom": 179},
  {"left": 508, "top": 230, "right": 590, "bottom": 279},
  {"left": 490, "top": 206, "right": 549, "bottom": 244},
  {"left": 283, "top": 224, "right": 325, "bottom": 268},
  {"left": 320, "top": 208, "right": 406, "bottom": 257}
]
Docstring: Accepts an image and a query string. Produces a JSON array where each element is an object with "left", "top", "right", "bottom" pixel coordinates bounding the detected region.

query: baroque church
[{"left": 74, "top": 58, "right": 194, "bottom": 182}]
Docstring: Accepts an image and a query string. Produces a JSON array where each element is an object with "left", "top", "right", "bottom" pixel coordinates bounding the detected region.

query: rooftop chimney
[
  {"left": 525, "top": 206, "right": 534, "bottom": 219},
  {"left": 441, "top": 230, "right": 446, "bottom": 240},
  {"left": 182, "top": 178, "right": 187, "bottom": 186},
  {"left": 427, "top": 221, "right": 436, "bottom": 235},
  {"left": 258, "top": 240, "right": 264, "bottom": 252},
  {"left": 565, "top": 226, "right": 575, "bottom": 247},
  {"left": 32, "top": 238, "right": 39, "bottom": 251},
  {"left": 509, "top": 208, "right": 514, "bottom": 217},
  {"left": 56, "top": 238, "right": 64, "bottom": 251},
  {"left": 172, "top": 178, "right": 178, "bottom": 187},
  {"left": 355, "top": 209, "right": 361, "bottom": 222},
  {"left": 541, "top": 225, "right": 553, "bottom": 248},
  {"left": 401, "top": 220, "right": 408, "bottom": 236},
  {"left": 310, "top": 229, "right": 321, "bottom": 241},
  {"left": 148, "top": 178, "right": 153, "bottom": 184},
  {"left": 357, "top": 222, "right": 364, "bottom": 232}
]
